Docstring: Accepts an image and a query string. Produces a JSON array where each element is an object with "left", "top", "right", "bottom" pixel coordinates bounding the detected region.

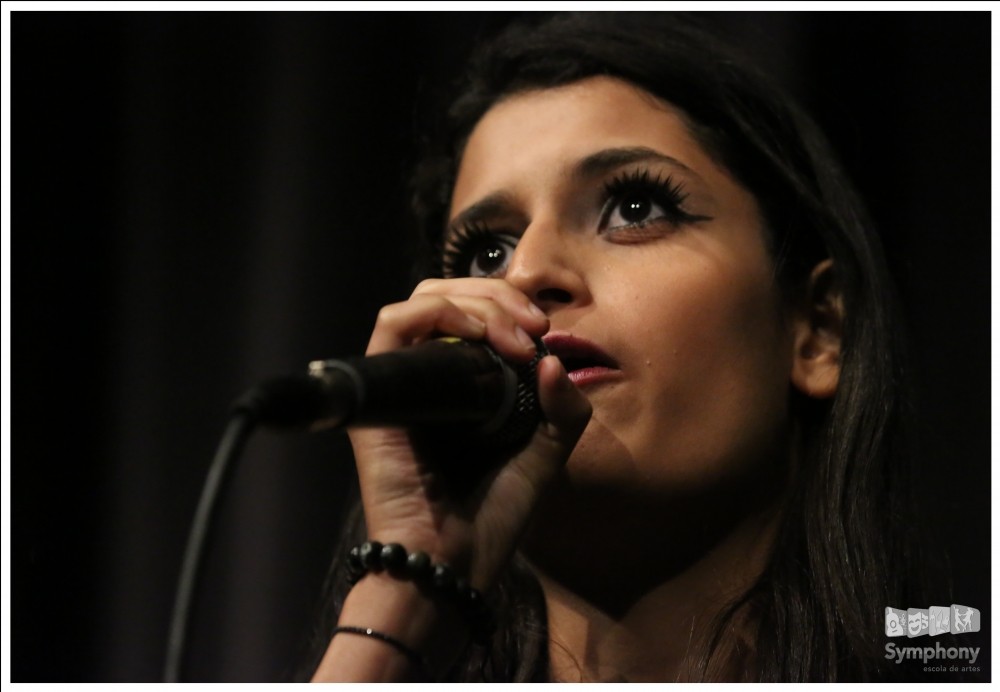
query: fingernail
[
  {"left": 528, "top": 303, "right": 546, "bottom": 320},
  {"left": 552, "top": 357, "right": 573, "bottom": 389},
  {"left": 467, "top": 315, "right": 487, "bottom": 337},
  {"left": 515, "top": 325, "right": 535, "bottom": 350}
]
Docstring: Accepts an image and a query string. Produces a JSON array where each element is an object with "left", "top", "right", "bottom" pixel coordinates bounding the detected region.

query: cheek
[
  {"left": 666, "top": 261, "right": 789, "bottom": 391},
  {"left": 597, "top": 252, "right": 792, "bottom": 488}
]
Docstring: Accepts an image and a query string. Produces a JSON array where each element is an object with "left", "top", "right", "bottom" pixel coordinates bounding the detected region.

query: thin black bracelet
[
  {"left": 331, "top": 625, "right": 431, "bottom": 680},
  {"left": 345, "top": 541, "right": 495, "bottom": 645}
]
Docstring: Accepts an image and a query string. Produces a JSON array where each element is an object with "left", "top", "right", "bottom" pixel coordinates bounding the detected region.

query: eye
[
  {"left": 600, "top": 169, "right": 708, "bottom": 233},
  {"left": 605, "top": 192, "right": 669, "bottom": 228},
  {"left": 441, "top": 223, "right": 519, "bottom": 278},
  {"left": 467, "top": 236, "right": 518, "bottom": 278}
]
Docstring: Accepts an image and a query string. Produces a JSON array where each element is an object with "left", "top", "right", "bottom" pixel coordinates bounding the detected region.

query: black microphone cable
[{"left": 163, "top": 410, "right": 256, "bottom": 683}]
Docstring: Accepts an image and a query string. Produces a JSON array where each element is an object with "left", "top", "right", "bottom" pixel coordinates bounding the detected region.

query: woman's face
[{"left": 446, "top": 77, "right": 795, "bottom": 550}]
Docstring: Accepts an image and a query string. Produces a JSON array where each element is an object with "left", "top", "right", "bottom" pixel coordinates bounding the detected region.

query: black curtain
[{"left": 12, "top": 11, "right": 990, "bottom": 682}]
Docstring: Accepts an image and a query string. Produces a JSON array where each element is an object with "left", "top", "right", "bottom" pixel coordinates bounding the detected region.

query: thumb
[
  {"left": 470, "top": 356, "right": 590, "bottom": 586},
  {"left": 508, "top": 355, "right": 592, "bottom": 489}
]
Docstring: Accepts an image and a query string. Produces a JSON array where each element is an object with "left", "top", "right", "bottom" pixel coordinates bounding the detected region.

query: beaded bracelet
[{"left": 345, "top": 541, "right": 495, "bottom": 645}]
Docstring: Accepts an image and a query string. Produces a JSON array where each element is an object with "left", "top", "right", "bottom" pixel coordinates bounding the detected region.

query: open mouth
[{"left": 542, "top": 333, "right": 621, "bottom": 386}]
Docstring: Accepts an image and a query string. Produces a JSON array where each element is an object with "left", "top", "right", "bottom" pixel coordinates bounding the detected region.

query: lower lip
[{"left": 566, "top": 366, "right": 620, "bottom": 387}]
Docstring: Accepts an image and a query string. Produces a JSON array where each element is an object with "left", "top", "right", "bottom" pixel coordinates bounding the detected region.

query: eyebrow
[
  {"left": 576, "top": 146, "right": 697, "bottom": 179},
  {"left": 446, "top": 192, "right": 519, "bottom": 238},
  {"left": 446, "top": 146, "right": 699, "bottom": 234}
]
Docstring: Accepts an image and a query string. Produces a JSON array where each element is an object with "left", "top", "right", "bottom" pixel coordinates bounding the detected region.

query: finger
[
  {"left": 491, "top": 356, "right": 591, "bottom": 505},
  {"left": 368, "top": 295, "right": 486, "bottom": 355},
  {"left": 441, "top": 294, "right": 541, "bottom": 362},
  {"left": 372, "top": 293, "right": 540, "bottom": 363},
  {"left": 412, "top": 278, "right": 549, "bottom": 335},
  {"left": 524, "top": 355, "right": 592, "bottom": 481},
  {"left": 539, "top": 354, "right": 592, "bottom": 427}
]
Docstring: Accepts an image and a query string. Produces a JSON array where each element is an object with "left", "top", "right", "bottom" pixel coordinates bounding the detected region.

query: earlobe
[{"left": 790, "top": 259, "right": 843, "bottom": 399}]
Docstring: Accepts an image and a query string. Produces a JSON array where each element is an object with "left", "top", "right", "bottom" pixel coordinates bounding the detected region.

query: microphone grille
[
  {"left": 411, "top": 340, "right": 548, "bottom": 478},
  {"left": 482, "top": 339, "right": 545, "bottom": 454}
]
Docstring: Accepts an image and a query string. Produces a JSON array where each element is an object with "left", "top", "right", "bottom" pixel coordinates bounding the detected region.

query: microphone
[{"left": 233, "top": 337, "right": 546, "bottom": 456}]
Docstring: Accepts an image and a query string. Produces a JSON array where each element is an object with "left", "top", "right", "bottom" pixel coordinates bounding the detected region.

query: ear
[{"left": 790, "top": 259, "right": 843, "bottom": 399}]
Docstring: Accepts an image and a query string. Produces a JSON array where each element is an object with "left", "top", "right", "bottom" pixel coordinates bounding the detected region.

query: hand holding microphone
[
  {"left": 233, "top": 276, "right": 590, "bottom": 586},
  {"left": 334, "top": 278, "right": 590, "bottom": 591}
]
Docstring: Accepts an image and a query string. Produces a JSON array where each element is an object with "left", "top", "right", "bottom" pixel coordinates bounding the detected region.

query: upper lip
[{"left": 542, "top": 332, "right": 619, "bottom": 372}]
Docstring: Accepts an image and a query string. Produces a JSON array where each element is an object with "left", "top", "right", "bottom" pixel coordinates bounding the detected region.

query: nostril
[{"left": 536, "top": 287, "right": 573, "bottom": 304}]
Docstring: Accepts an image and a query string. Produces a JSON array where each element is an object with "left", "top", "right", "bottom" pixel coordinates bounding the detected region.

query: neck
[{"left": 530, "top": 502, "right": 780, "bottom": 682}]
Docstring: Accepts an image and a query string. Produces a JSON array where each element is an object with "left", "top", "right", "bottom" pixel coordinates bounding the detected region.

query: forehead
[{"left": 450, "top": 76, "right": 725, "bottom": 216}]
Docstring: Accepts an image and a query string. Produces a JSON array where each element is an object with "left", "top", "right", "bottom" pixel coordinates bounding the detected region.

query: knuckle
[
  {"left": 419, "top": 293, "right": 452, "bottom": 313},
  {"left": 411, "top": 278, "right": 443, "bottom": 296},
  {"left": 486, "top": 303, "right": 518, "bottom": 325},
  {"left": 374, "top": 303, "right": 401, "bottom": 327}
]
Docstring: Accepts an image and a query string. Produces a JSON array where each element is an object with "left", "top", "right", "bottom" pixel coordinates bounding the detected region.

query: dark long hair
[{"left": 304, "top": 13, "right": 920, "bottom": 682}]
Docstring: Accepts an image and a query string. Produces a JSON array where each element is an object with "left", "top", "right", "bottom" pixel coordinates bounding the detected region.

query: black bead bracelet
[{"left": 345, "top": 541, "right": 495, "bottom": 644}]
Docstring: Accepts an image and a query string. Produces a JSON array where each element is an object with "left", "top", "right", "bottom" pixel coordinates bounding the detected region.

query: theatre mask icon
[{"left": 907, "top": 608, "right": 929, "bottom": 638}]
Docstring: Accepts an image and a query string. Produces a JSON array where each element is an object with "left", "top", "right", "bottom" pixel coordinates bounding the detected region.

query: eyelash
[
  {"left": 440, "top": 221, "right": 509, "bottom": 279},
  {"left": 440, "top": 168, "right": 705, "bottom": 278},
  {"left": 600, "top": 169, "right": 702, "bottom": 229}
]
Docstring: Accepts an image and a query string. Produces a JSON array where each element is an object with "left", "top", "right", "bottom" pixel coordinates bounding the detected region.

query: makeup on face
[{"left": 442, "top": 145, "right": 714, "bottom": 281}]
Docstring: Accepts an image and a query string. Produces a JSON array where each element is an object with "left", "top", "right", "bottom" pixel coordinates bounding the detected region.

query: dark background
[{"left": 12, "top": 11, "right": 990, "bottom": 682}]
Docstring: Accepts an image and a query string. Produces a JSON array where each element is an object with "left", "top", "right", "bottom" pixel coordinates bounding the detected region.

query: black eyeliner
[{"left": 601, "top": 168, "right": 712, "bottom": 229}]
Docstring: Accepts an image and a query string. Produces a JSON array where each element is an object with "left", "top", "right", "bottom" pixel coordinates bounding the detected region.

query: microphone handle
[
  {"left": 233, "top": 339, "right": 516, "bottom": 431},
  {"left": 308, "top": 338, "right": 517, "bottom": 431},
  {"left": 231, "top": 338, "right": 545, "bottom": 462}
]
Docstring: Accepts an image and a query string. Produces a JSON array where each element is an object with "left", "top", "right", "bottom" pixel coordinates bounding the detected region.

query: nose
[{"left": 504, "top": 220, "right": 590, "bottom": 312}]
